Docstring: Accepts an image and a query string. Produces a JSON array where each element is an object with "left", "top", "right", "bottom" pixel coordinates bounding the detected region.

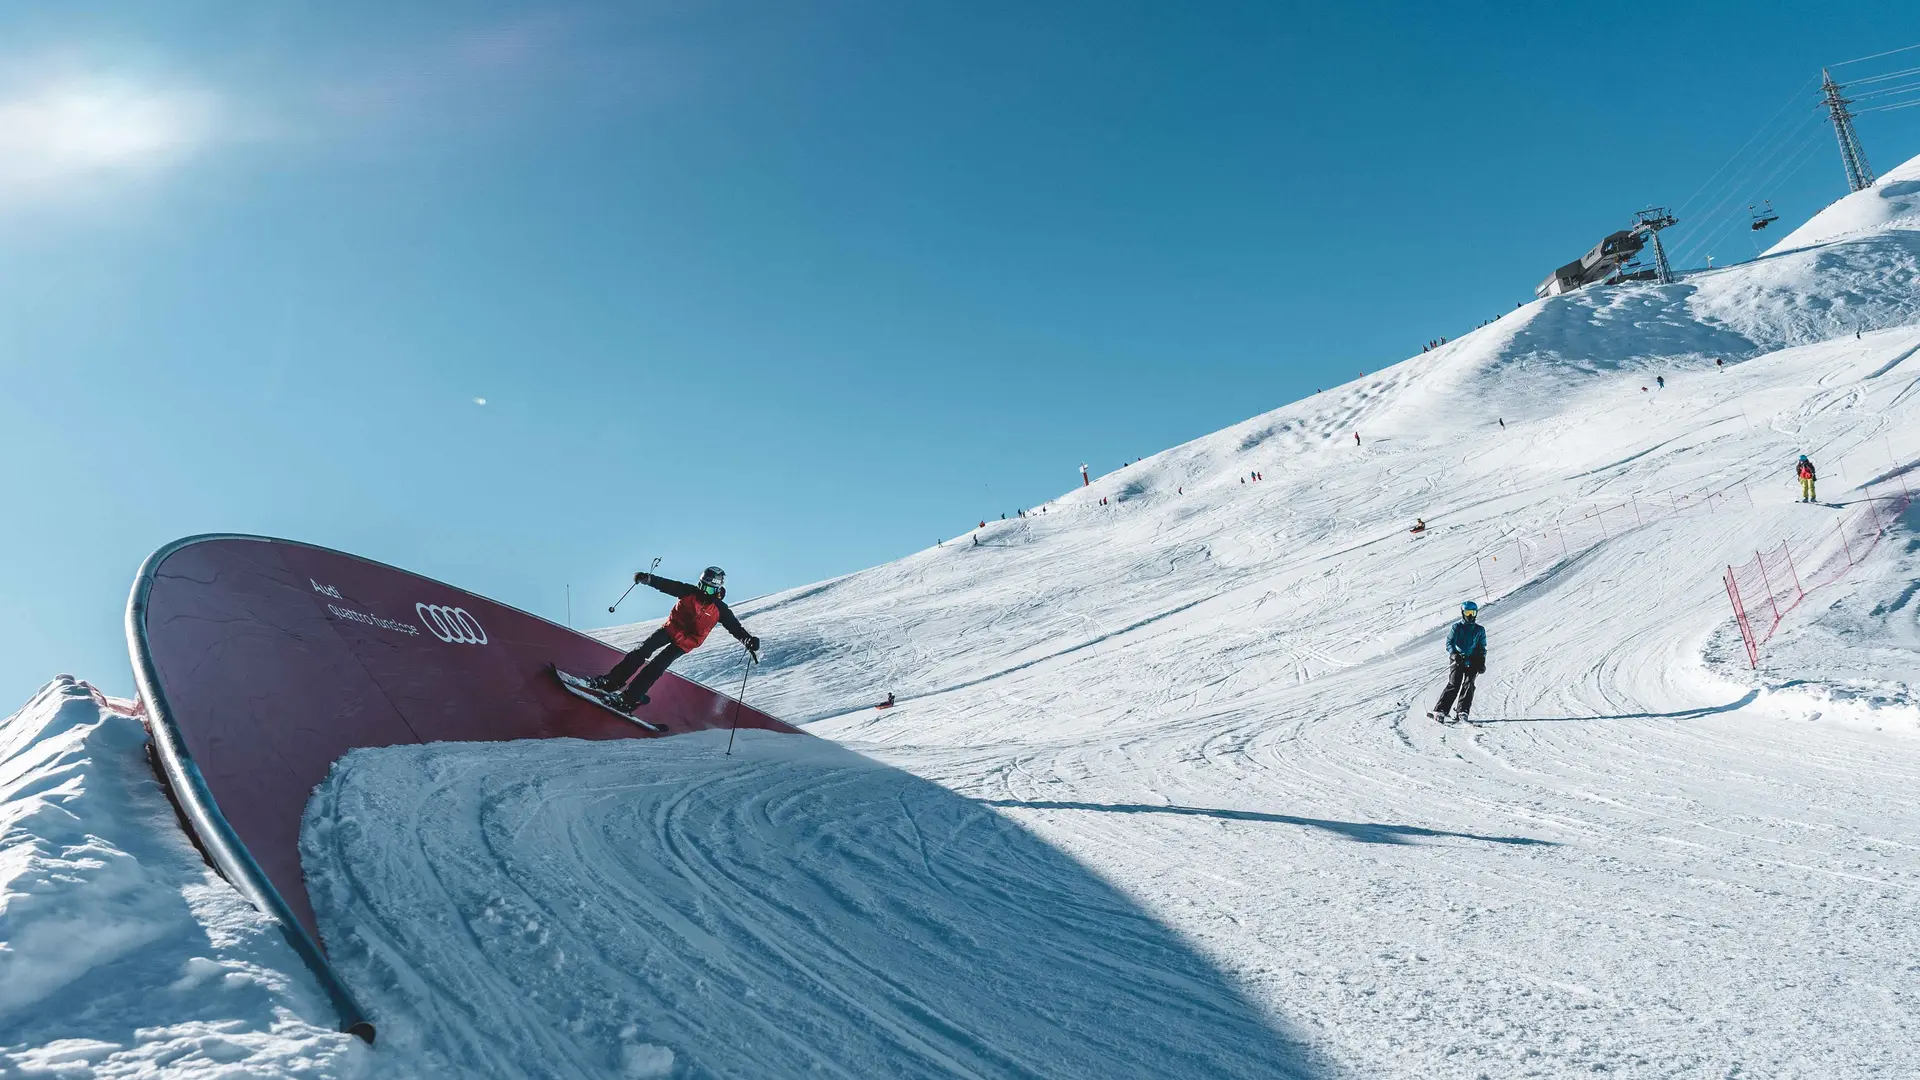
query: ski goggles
[{"left": 700, "top": 583, "right": 720, "bottom": 596}]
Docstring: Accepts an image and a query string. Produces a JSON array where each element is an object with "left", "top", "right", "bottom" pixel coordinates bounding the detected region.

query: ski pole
[
  {"left": 609, "top": 558, "right": 662, "bottom": 613},
  {"left": 725, "top": 646, "right": 759, "bottom": 757}
]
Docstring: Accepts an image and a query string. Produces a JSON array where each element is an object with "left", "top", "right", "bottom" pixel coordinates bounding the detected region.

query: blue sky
[{"left": 1, "top": 2, "right": 1917, "bottom": 705}]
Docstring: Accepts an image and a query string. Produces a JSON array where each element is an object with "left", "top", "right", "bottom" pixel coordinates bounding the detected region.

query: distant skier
[
  {"left": 1657, "top": 375, "right": 1665, "bottom": 388},
  {"left": 1409, "top": 518, "right": 1427, "bottom": 535},
  {"left": 1429, "top": 601, "right": 1486, "bottom": 723},
  {"left": 588, "top": 567, "right": 759, "bottom": 710},
  {"left": 876, "top": 692, "right": 896, "bottom": 710},
  {"left": 1796, "top": 455, "right": 1817, "bottom": 503},
  {"left": 1353, "top": 432, "right": 1361, "bottom": 446}
]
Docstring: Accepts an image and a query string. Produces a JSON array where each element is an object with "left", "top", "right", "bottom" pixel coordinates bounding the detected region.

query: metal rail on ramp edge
[{"left": 126, "top": 534, "right": 380, "bottom": 1042}]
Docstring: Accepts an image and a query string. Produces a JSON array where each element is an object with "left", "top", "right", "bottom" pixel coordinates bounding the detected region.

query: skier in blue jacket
[{"left": 1430, "top": 601, "right": 1487, "bottom": 722}]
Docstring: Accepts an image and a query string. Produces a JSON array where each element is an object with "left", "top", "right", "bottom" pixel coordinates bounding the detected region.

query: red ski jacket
[
  {"left": 642, "top": 575, "right": 750, "bottom": 652},
  {"left": 1796, "top": 461, "right": 1815, "bottom": 479}
]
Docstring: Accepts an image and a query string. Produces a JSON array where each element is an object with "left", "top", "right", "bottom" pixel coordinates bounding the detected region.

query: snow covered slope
[
  {"left": 1767, "top": 151, "right": 1920, "bottom": 253},
  {"left": 0, "top": 678, "right": 367, "bottom": 1078},
  {"left": 10, "top": 152, "right": 1920, "bottom": 1077},
  {"left": 301, "top": 153, "right": 1920, "bottom": 1075}
]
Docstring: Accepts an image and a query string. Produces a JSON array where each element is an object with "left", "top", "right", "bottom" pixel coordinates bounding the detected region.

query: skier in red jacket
[
  {"left": 1796, "top": 455, "right": 1817, "bottom": 503},
  {"left": 589, "top": 566, "right": 759, "bottom": 710}
]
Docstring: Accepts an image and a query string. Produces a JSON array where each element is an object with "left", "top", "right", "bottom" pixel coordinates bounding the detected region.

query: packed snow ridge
[{"left": 7, "top": 151, "right": 1920, "bottom": 1078}]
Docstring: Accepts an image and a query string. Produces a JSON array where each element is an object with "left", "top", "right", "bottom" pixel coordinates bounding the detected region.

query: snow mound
[
  {"left": 1767, "top": 149, "right": 1920, "bottom": 253},
  {"left": 0, "top": 678, "right": 366, "bottom": 1078}
]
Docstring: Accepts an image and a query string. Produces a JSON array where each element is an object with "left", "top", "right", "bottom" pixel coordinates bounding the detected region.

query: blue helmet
[{"left": 1461, "top": 600, "right": 1479, "bottom": 620}]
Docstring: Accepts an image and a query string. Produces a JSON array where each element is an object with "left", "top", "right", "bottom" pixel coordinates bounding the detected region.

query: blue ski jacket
[{"left": 1445, "top": 620, "right": 1486, "bottom": 660}]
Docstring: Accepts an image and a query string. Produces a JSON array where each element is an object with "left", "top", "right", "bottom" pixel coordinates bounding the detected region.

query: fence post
[
  {"left": 1516, "top": 537, "right": 1526, "bottom": 576},
  {"left": 1780, "top": 543, "right": 1803, "bottom": 601},
  {"left": 1838, "top": 521, "right": 1854, "bottom": 566},
  {"left": 1594, "top": 510, "right": 1607, "bottom": 540},
  {"left": 1724, "top": 569, "right": 1758, "bottom": 668},
  {"left": 1477, "top": 556, "right": 1489, "bottom": 597},
  {"left": 1559, "top": 527, "right": 1569, "bottom": 559},
  {"left": 1754, "top": 550, "right": 1783, "bottom": 628},
  {"left": 1632, "top": 496, "right": 1642, "bottom": 526}
]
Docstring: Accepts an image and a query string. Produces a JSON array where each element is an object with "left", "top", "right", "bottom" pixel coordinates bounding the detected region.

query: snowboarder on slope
[
  {"left": 589, "top": 566, "right": 759, "bottom": 710},
  {"left": 1430, "top": 601, "right": 1486, "bottom": 722},
  {"left": 1796, "top": 455, "right": 1817, "bottom": 503}
]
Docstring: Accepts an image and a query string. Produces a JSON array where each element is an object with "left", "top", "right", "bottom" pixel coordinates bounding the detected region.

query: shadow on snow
[
  {"left": 982, "top": 799, "right": 1556, "bottom": 847},
  {"left": 1474, "top": 689, "right": 1759, "bottom": 724},
  {"left": 308, "top": 734, "right": 1327, "bottom": 1079}
]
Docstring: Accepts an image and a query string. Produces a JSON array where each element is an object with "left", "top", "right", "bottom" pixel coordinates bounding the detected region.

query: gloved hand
[
  {"left": 744, "top": 635, "right": 761, "bottom": 653},
  {"left": 634, "top": 571, "right": 651, "bottom": 584}
]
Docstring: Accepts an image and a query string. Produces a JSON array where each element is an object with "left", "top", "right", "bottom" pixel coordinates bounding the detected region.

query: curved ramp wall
[{"left": 126, "top": 534, "right": 797, "bottom": 1040}]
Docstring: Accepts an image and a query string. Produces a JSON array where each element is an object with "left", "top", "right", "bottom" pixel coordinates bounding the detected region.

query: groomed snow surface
[{"left": 8, "top": 153, "right": 1920, "bottom": 1078}]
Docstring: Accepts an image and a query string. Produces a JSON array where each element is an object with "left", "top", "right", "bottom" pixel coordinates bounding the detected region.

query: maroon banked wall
[{"left": 135, "top": 536, "right": 796, "bottom": 946}]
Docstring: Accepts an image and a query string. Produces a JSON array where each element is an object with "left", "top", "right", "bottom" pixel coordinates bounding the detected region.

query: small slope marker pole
[{"left": 725, "top": 646, "right": 758, "bottom": 757}]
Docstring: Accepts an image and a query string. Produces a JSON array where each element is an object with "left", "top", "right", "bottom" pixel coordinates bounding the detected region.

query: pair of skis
[
  {"left": 552, "top": 665, "right": 667, "bottom": 733},
  {"left": 1427, "top": 710, "right": 1478, "bottom": 725}
]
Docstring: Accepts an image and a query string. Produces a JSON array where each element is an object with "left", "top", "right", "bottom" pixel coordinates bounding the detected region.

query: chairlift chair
[{"left": 1749, "top": 200, "right": 1779, "bottom": 231}]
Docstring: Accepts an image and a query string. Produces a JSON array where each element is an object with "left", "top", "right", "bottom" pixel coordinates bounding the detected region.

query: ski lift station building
[{"left": 1535, "top": 228, "right": 1648, "bottom": 298}]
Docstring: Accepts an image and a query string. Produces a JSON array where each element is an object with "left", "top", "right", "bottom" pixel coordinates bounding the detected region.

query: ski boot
[{"left": 607, "top": 691, "right": 650, "bottom": 713}]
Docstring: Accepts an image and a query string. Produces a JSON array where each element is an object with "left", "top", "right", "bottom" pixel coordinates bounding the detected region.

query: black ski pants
[
  {"left": 603, "top": 627, "right": 686, "bottom": 697},
  {"left": 1434, "top": 658, "right": 1477, "bottom": 717}
]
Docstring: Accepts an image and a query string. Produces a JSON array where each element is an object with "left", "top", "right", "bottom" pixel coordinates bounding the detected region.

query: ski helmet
[
  {"left": 1460, "top": 600, "right": 1479, "bottom": 620},
  {"left": 699, "top": 566, "right": 726, "bottom": 595}
]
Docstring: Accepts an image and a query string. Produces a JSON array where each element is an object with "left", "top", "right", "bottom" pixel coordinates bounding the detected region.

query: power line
[{"left": 1860, "top": 97, "right": 1920, "bottom": 115}]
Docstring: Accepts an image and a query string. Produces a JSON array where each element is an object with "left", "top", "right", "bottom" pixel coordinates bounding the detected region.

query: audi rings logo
[{"left": 416, "top": 603, "right": 488, "bottom": 645}]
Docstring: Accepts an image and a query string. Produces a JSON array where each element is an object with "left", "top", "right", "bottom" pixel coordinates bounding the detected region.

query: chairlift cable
[
  {"left": 1673, "top": 134, "right": 1825, "bottom": 268},
  {"left": 1849, "top": 80, "right": 1920, "bottom": 102},
  {"left": 1669, "top": 112, "right": 1822, "bottom": 253},
  {"left": 1846, "top": 63, "right": 1920, "bottom": 86},
  {"left": 1673, "top": 75, "right": 1822, "bottom": 221},
  {"left": 1674, "top": 134, "right": 1820, "bottom": 269},
  {"left": 1829, "top": 41, "right": 1920, "bottom": 69},
  {"left": 1859, "top": 97, "right": 1920, "bottom": 115},
  {"left": 1672, "top": 107, "right": 1821, "bottom": 240},
  {"left": 1674, "top": 134, "right": 1827, "bottom": 270}
]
